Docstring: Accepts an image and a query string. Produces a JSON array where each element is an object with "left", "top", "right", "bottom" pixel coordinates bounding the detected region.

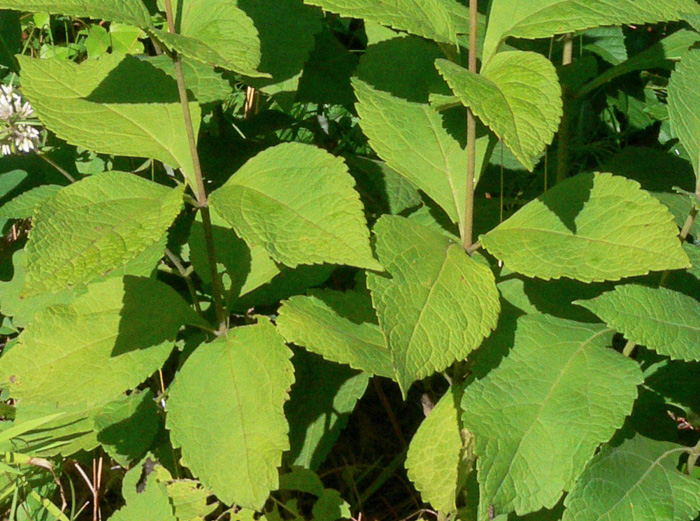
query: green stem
[
  {"left": 555, "top": 34, "right": 574, "bottom": 185},
  {"left": 37, "top": 152, "right": 75, "bottom": 183},
  {"left": 164, "top": 247, "right": 203, "bottom": 315},
  {"left": 462, "top": 0, "right": 479, "bottom": 250},
  {"left": 687, "top": 437, "right": 700, "bottom": 475},
  {"left": 163, "top": 0, "right": 228, "bottom": 334}
]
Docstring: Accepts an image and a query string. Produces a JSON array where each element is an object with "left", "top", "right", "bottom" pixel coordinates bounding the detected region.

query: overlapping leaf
[
  {"left": 209, "top": 142, "right": 380, "bottom": 270},
  {"left": 22, "top": 172, "right": 183, "bottom": 296},
  {"left": 18, "top": 54, "right": 200, "bottom": 186},
  {"left": 462, "top": 314, "right": 643, "bottom": 516},
  {"left": 563, "top": 435, "right": 700, "bottom": 521},
  {"left": 0, "top": 0, "right": 151, "bottom": 28},
  {"left": 166, "top": 319, "right": 294, "bottom": 510},
  {"left": 669, "top": 50, "right": 700, "bottom": 176},
  {"left": 277, "top": 288, "right": 393, "bottom": 378},
  {"left": 576, "top": 285, "right": 700, "bottom": 362},
  {"left": 0, "top": 276, "right": 198, "bottom": 409},
  {"left": 152, "top": 0, "right": 265, "bottom": 77},
  {"left": 481, "top": 173, "right": 690, "bottom": 282},
  {"left": 0, "top": 185, "right": 61, "bottom": 219},
  {"left": 483, "top": 0, "right": 700, "bottom": 64},
  {"left": 436, "top": 52, "right": 562, "bottom": 171},
  {"left": 406, "top": 387, "right": 470, "bottom": 513},
  {"left": 302, "top": 0, "right": 468, "bottom": 45},
  {"left": 367, "top": 216, "right": 500, "bottom": 395}
]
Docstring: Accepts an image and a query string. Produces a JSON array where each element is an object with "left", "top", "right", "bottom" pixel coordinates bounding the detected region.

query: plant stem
[
  {"left": 462, "top": 0, "right": 478, "bottom": 250},
  {"left": 555, "top": 34, "right": 574, "bottom": 185},
  {"left": 687, "top": 437, "right": 700, "bottom": 475},
  {"left": 163, "top": 0, "right": 228, "bottom": 334},
  {"left": 164, "top": 247, "right": 203, "bottom": 315},
  {"left": 37, "top": 152, "right": 75, "bottom": 183}
]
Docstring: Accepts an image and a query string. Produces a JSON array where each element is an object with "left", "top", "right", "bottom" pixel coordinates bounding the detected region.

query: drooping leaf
[
  {"left": 462, "top": 314, "right": 643, "bottom": 516},
  {"left": 576, "top": 285, "right": 700, "bottom": 362},
  {"left": 368, "top": 216, "right": 500, "bottom": 394},
  {"left": 406, "top": 387, "right": 470, "bottom": 513},
  {"left": 669, "top": 50, "right": 700, "bottom": 176},
  {"left": 354, "top": 79, "right": 492, "bottom": 231},
  {"left": 18, "top": 54, "right": 201, "bottom": 187},
  {"left": 277, "top": 288, "right": 393, "bottom": 379},
  {"left": 481, "top": 173, "right": 690, "bottom": 282},
  {"left": 562, "top": 435, "right": 700, "bottom": 521},
  {"left": 209, "top": 142, "right": 380, "bottom": 270},
  {"left": 151, "top": 0, "right": 265, "bottom": 77},
  {"left": 436, "top": 51, "right": 562, "bottom": 171},
  {"left": 482, "top": 0, "right": 700, "bottom": 64},
  {"left": 0, "top": 276, "right": 198, "bottom": 409},
  {"left": 0, "top": 185, "right": 61, "bottom": 219},
  {"left": 0, "top": 0, "right": 152, "bottom": 28},
  {"left": 286, "top": 350, "right": 369, "bottom": 470},
  {"left": 166, "top": 318, "right": 294, "bottom": 510},
  {"left": 302, "top": 0, "right": 467, "bottom": 45},
  {"left": 22, "top": 172, "right": 183, "bottom": 296}
]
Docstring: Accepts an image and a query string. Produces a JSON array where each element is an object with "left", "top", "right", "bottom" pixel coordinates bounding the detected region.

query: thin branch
[
  {"left": 555, "top": 34, "right": 574, "bottom": 185},
  {"left": 462, "top": 0, "right": 478, "bottom": 250},
  {"left": 164, "top": 247, "right": 203, "bottom": 314},
  {"left": 37, "top": 152, "right": 76, "bottom": 183}
]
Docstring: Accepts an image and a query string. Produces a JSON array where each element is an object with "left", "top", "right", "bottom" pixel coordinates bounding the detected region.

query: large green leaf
[
  {"left": 302, "top": 0, "right": 467, "bottom": 45},
  {"left": 0, "top": 0, "right": 152, "bottom": 28},
  {"left": 462, "top": 314, "right": 643, "bottom": 516},
  {"left": 0, "top": 185, "right": 61, "bottom": 219},
  {"left": 669, "top": 50, "right": 700, "bottom": 177},
  {"left": 18, "top": 54, "right": 200, "bottom": 187},
  {"left": 152, "top": 0, "right": 265, "bottom": 77},
  {"left": 562, "top": 435, "right": 700, "bottom": 521},
  {"left": 576, "top": 285, "right": 700, "bottom": 362},
  {"left": 277, "top": 288, "right": 393, "bottom": 378},
  {"left": 482, "top": 0, "right": 700, "bottom": 64},
  {"left": 22, "top": 172, "right": 183, "bottom": 297},
  {"left": 367, "top": 216, "right": 500, "bottom": 395},
  {"left": 166, "top": 318, "right": 294, "bottom": 510},
  {"left": 209, "top": 142, "right": 380, "bottom": 270},
  {"left": 354, "top": 79, "right": 490, "bottom": 232},
  {"left": 0, "top": 276, "right": 197, "bottom": 409},
  {"left": 406, "top": 387, "right": 469, "bottom": 513},
  {"left": 436, "top": 52, "right": 562, "bottom": 171},
  {"left": 481, "top": 173, "right": 690, "bottom": 282}
]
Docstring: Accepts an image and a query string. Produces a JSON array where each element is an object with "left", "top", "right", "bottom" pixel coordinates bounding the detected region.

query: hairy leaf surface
[
  {"left": 577, "top": 285, "right": 700, "bottom": 361},
  {"left": 436, "top": 52, "right": 562, "bottom": 171},
  {"left": 462, "top": 314, "right": 643, "bottom": 515},
  {"left": 483, "top": 0, "right": 700, "bottom": 63},
  {"left": 22, "top": 172, "right": 183, "bottom": 296},
  {"left": 210, "top": 142, "right": 379, "bottom": 270},
  {"left": 166, "top": 319, "right": 294, "bottom": 510},
  {"left": 563, "top": 435, "right": 700, "bottom": 521},
  {"left": 18, "top": 54, "right": 200, "bottom": 186},
  {"left": 481, "top": 173, "right": 689, "bottom": 282},
  {"left": 0, "top": 277, "right": 197, "bottom": 409},
  {"left": 277, "top": 288, "right": 393, "bottom": 378},
  {"left": 368, "top": 216, "right": 499, "bottom": 395}
]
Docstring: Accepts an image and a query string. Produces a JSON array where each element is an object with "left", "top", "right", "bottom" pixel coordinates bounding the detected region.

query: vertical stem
[
  {"left": 556, "top": 34, "right": 574, "bottom": 185},
  {"left": 164, "top": 0, "right": 227, "bottom": 334},
  {"left": 462, "top": 0, "right": 478, "bottom": 250}
]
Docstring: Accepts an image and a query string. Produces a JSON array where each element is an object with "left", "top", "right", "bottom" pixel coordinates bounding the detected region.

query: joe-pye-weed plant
[{"left": 0, "top": 0, "right": 698, "bottom": 520}]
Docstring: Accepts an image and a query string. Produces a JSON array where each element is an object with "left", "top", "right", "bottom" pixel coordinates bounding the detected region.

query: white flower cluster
[{"left": 0, "top": 85, "right": 41, "bottom": 156}]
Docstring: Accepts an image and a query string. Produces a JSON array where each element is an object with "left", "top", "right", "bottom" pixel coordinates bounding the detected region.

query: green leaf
[
  {"left": 482, "top": 0, "right": 700, "bottom": 64},
  {"left": 406, "top": 387, "right": 470, "bottom": 513},
  {"left": 367, "top": 216, "right": 500, "bottom": 395},
  {"left": 562, "top": 435, "right": 700, "bottom": 521},
  {"left": 94, "top": 389, "right": 160, "bottom": 466},
  {"left": 209, "top": 142, "right": 379, "bottom": 270},
  {"left": 166, "top": 318, "right": 294, "bottom": 510},
  {"left": 302, "top": 0, "right": 467, "bottom": 45},
  {"left": 164, "top": 479, "right": 216, "bottom": 521},
  {"left": 110, "top": 463, "right": 177, "bottom": 521},
  {"left": 669, "top": 50, "right": 700, "bottom": 176},
  {"left": 481, "top": 173, "right": 690, "bottom": 282},
  {"left": 0, "top": 276, "right": 198, "bottom": 409},
  {"left": 22, "top": 172, "right": 182, "bottom": 297},
  {"left": 18, "top": 54, "right": 201, "bottom": 187},
  {"left": 286, "top": 351, "right": 369, "bottom": 470},
  {"left": 576, "top": 285, "right": 700, "bottom": 362},
  {"left": 462, "top": 314, "right": 643, "bottom": 516},
  {"left": 277, "top": 288, "right": 393, "bottom": 379},
  {"left": 0, "top": 0, "right": 152, "bottom": 28},
  {"left": 354, "top": 79, "right": 489, "bottom": 231},
  {"left": 436, "top": 52, "right": 562, "bottom": 171},
  {"left": 0, "top": 185, "right": 61, "bottom": 219},
  {"left": 142, "top": 56, "right": 233, "bottom": 105}
]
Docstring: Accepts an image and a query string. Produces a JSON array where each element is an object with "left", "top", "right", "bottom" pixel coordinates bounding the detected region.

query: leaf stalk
[{"left": 462, "top": 0, "right": 479, "bottom": 250}]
